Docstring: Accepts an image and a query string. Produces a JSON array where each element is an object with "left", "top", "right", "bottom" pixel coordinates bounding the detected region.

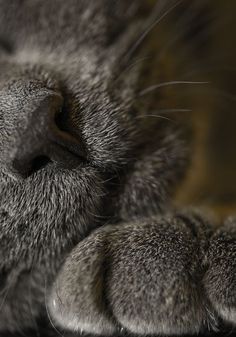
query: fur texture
[{"left": 0, "top": 0, "right": 235, "bottom": 336}]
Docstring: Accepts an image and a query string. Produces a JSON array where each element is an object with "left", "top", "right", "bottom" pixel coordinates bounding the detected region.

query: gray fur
[
  {"left": 0, "top": 0, "right": 235, "bottom": 336},
  {"left": 48, "top": 211, "right": 236, "bottom": 335}
]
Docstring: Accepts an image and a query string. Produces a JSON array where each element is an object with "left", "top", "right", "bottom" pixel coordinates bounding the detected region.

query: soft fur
[{"left": 0, "top": 1, "right": 235, "bottom": 336}]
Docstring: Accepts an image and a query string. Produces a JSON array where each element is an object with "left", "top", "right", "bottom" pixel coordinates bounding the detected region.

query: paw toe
[
  {"left": 49, "top": 213, "right": 217, "bottom": 335},
  {"left": 105, "top": 216, "right": 210, "bottom": 335},
  {"left": 204, "top": 219, "right": 236, "bottom": 325},
  {"left": 48, "top": 232, "right": 116, "bottom": 335}
]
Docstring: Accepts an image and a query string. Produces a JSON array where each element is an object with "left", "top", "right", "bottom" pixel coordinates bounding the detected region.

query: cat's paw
[
  {"left": 48, "top": 212, "right": 216, "bottom": 335},
  {"left": 204, "top": 217, "right": 236, "bottom": 325}
]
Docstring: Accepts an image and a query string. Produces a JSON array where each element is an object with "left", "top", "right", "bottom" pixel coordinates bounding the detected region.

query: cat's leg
[
  {"left": 49, "top": 210, "right": 219, "bottom": 335},
  {"left": 204, "top": 217, "right": 236, "bottom": 325}
]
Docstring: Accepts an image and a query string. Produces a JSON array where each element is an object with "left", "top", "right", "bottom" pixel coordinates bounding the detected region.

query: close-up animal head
[
  {"left": 0, "top": 0, "right": 188, "bottom": 332},
  {"left": 0, "top": 1, "right": 235, "bottom": 336}
]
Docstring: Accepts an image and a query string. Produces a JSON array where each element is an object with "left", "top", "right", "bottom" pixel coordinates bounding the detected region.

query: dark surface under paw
[{"left": 1, "top": 324, "right": 236, "bottom": 337}]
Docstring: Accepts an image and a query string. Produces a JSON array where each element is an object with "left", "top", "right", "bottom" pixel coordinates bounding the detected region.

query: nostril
[
  {"left": 31, "top": 155, "right": 52, "bottom": 173},
  {"left": 53, "top": 105, "right": 87, "bottom": 161},
  {"left": 54, "top": 102, "right": 69, "bottom": 133},
  {"left": 10, "top": 155, "right": 52, "bottom": 180}
]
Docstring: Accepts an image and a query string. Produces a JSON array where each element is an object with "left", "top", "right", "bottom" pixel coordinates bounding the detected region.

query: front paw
[
  {"left": 204, "top": 217, "right": 236, "bottom": 325},
  {"left": 48, "top": 212, "right": 215, "bottom": 335}
]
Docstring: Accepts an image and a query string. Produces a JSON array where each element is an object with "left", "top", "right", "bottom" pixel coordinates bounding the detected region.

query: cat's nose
[{"left": 9, "top": 92, "right": 85, "bottom": 179}]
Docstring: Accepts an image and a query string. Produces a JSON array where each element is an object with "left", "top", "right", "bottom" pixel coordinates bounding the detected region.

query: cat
[{"left": 0, "top": 0, "right": 235, "bottom": 336}]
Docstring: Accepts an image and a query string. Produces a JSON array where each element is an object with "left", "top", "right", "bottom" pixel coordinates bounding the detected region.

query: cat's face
[
  {"left": 0, "top": 0, "right": 186, "bottom": 332},
  {"left": 0, "top": 0, "right": 140, "bottom": 260}
]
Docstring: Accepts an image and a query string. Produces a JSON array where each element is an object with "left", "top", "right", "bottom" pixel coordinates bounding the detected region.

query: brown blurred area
[
  {"left": 138, "top": 0, "right": 236, "bottom": 221},
  {"left": 174, "top": 0, "right": 236, "bottom": 220}
]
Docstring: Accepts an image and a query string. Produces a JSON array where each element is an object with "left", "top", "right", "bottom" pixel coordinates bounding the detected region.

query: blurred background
[{"left": 164, "top": 0, "right": 236, "bottom": 219}]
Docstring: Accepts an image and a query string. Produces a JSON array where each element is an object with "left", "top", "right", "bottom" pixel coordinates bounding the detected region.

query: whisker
[
  {"left": 113, "top": 56, "right": 151, "bottom": 83},
  {"left": 157, "top": 1, "right": 202, "bottom": 61},
  {"left": 136, "top": 108, "right": 192, "bottom": 123},
  {"left": 150, "top": 0, "right": 169, "bottom": 18},
  {"left": 124, "top": 0, "right": 183, "bottom": 61},
  {"left": 137, "top": 114, "right": 174, "bottom": 122},
  {"left": 139, "top": 80, "right": 210, "bottom": 96},
  {"left": 155, "top": 108, "right": 192, "bottom": 113},
  {"left": 138, "top": 108, "right": 192, "bottom": 116},
  {"left": 116, "top": 1, "right": 215, "bottom": 90},
  {"left": 86, "top": 209, "right": 110, "bottom": 220}
]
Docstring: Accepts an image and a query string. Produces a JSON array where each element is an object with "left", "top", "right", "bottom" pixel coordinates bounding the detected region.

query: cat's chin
[
  {"left": 0, "top": 164, "right": 103, "bottom": 211},
  {"left": 0, "top": 164, "right": 106, "bottom": 266}
]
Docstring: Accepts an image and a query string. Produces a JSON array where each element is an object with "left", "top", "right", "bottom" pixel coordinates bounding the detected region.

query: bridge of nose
[{"left": 17, "top": 91, "right": 64, "bottom": 148}]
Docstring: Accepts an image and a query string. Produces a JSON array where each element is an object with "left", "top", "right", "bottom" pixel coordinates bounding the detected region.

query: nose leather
[{"left": 9, "top": 91, "right": 86, "bottom": 178}]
